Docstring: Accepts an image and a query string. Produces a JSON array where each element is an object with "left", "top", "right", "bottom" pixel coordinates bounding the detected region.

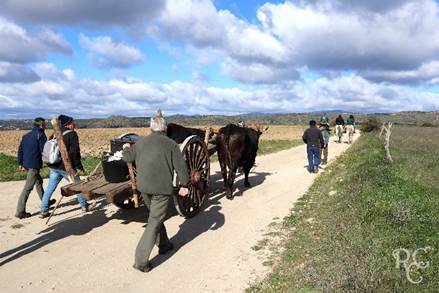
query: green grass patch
[
  {"left": 0, "top": 154, "right": 101, "bottom": 182},
  {"left": 258, "top": 140, "right": 302, "bottom": 156},
  {"left": 252, "top": 238, "right": 270, "bottom": 251},
  {"left": 248, "top": 128, "right": 439, "bottom": 292}
]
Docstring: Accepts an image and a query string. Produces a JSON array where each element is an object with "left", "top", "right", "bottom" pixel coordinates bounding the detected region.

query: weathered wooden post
[
  {"left": 127, "top": 163, "right": 139, "bottom": 208},
  {"left": 379, "top": 122, "right": 385, "bottom": 138},
  {"left": 383, "top": 122, "right": 393, "bottom": 163}
]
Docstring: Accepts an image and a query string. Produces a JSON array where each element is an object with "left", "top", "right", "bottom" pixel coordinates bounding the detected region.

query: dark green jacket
[
  {"left": 321, "top": 128, "right": 329, "bottom": 145},
  {"left": 122, "top": 132, "right": 190, "bottom": 195}
]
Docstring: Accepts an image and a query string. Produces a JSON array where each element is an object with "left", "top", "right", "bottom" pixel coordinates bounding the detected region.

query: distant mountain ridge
[{"left": 0, "top": 111, "right": 438, "bottom": 130}]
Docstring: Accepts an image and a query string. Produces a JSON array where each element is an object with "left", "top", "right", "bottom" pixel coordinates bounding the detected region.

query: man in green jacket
[
  {"left": 123, "top": 109, "right": 189, "bottom": 273},
  {"left": 319, "top": 123, "right": 330, "bottom": 164}
]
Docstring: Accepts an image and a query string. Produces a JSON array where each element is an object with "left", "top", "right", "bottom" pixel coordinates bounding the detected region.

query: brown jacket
[{"left": 302, "top": 126, "right": 324, "bottom": 147}]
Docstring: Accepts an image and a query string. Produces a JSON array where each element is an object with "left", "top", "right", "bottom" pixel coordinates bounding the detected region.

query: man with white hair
[{"left": 123, "top": 109, "right": 190, "bottom": 272}]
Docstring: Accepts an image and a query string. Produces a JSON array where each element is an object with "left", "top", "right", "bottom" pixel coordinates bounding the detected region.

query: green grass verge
[
  {"left": 248, "top": 128, "right": 439, "bottom": 292},
  {"left": 258, "top": 140, "right": 303, "bottom": 156},
  {"left": 0, "top": 154, "right": 101, "bottom": 182}
]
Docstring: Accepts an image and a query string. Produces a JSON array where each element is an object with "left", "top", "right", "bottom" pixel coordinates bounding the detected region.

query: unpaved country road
[{"left": 0, "top": 133, "right": 358, "bottom": 293}]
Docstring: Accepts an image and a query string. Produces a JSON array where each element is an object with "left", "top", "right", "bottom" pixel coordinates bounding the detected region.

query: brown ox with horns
[{"left": 215, "top": 124, "right": 268, "bottom": 199}]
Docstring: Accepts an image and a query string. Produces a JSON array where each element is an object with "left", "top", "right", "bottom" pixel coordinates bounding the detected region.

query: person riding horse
[
  {"left": 346, "top": 115, "right": 355, "bottom": 144},
  {"left": 335, "top": 115, "right": 345, "bottom": 143}
]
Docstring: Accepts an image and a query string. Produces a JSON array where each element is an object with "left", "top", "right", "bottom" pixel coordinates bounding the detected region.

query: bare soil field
[{"left": 0, "top": 125, "right": 305, "bottom": 156}]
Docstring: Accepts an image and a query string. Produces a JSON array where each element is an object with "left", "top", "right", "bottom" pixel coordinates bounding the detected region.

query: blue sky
[{"left": 0, "top": 0, "right": 438, "bottom": 119}]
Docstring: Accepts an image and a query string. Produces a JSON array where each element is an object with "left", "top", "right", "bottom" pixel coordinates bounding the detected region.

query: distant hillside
[{"left": 1, "top": 111, "right": 438, "bottom": 130}]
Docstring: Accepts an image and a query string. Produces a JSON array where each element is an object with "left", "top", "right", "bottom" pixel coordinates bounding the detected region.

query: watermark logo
[{"left": 393, "top": 246, "right": 434, "bottom": 284}]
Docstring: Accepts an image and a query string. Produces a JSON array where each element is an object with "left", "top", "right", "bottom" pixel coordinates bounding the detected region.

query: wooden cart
[{"left": 61, "top": 134, "right": 216, "bottom": 218}]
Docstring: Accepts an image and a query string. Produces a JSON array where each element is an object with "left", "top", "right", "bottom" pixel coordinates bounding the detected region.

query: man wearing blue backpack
[
  {"left": 39, "top": 115, "right": 94, "bottom": 218},
  {"left": 15, "top": 117, "right": 55, "bottom": 219}
]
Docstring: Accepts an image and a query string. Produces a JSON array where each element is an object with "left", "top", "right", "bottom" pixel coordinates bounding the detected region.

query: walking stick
[
  {"left": 46, "top": 117, "right": 78, "bottom": 225},
  {"left": 127, "top": 163, "right": 139, "bottom": 208}
]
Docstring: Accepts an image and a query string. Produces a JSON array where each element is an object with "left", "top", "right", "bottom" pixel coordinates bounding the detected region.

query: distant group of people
[
  {"left": 302, "top": 113, "right": 356, "bottom": 173},
  {"left": 15, "top": 115, "right": 95, "bottom": 219},
  {"left": 335, "top": 114, "right": 355, "bottom": 143}
]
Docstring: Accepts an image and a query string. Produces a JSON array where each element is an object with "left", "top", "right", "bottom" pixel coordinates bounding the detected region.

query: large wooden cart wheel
[{"left": 174, "top": 135, "right": 210, "bottom": 218}]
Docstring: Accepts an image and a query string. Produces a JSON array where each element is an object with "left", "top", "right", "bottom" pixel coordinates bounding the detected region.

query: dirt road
[{"left": 0, "top": 133, "right": 358, "bottom": 293}]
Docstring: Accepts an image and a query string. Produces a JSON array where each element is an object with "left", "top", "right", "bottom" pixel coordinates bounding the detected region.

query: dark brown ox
[
  {"left": 216, "top": 124, "right": 267, "bottom": 199},
  {"left": 166, "top": 123, "right": 208, "bottom": 143}
]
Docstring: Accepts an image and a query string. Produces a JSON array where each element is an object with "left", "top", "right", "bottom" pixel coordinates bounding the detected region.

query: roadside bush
[
  {"left": 360, "top": 116, "right": 380, "bottom": 132},
  {"left": 421, "top": 122, "right": 433, "bottom": 127}
]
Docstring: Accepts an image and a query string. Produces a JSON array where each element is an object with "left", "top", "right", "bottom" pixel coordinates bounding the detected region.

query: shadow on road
[
  {"left": 0, "top": 169, "right": 270, "bottom": 268},
  {"left": 0, "top": 199, "right": 148, "bottom": 267}
]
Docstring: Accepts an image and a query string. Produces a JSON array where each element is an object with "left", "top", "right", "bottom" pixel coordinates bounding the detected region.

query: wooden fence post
[
  {"left": 383, "top": 122, "right": 393, "bottom": 163},
  {"left": 379, "top": 122, "right": 385, "bottom": 138},
  {"left": 127, "top": 163, "right": 139, "bottom": 208}
]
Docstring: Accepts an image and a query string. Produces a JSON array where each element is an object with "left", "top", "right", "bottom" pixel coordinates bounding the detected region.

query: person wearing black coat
[
  {"left": 15, "top": 118, "right": 50, "bottom": 219},
  {"left": 302, "top": 120, "right": 324, "bottom": 173},
  {"left": 39, "top": 115, "right": 93, "bottom": 218}
]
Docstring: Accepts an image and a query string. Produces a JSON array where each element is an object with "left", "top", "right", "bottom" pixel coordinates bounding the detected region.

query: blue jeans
[
  {"left": 307, "top": 144, "right": 321, "bottom": 171},
  {"left": 40, "top": 168, "right": 87, "bottom": 212}
]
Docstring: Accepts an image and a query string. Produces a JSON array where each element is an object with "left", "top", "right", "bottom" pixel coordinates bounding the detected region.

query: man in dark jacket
[
  {"left": 39, "top": 115, "right": 93, "bottom": 218},
  {"left": 302, "top": 120, "right": 324, "bottom": 173},
  {"left": 335, "top": 115, "right": 345, "bottom": 143},
  {"left": 15, "top": 117, "right": 52, "bottom": 218},
  {"left": 123, "top": 109, "right": 189, "bottom": 272}
]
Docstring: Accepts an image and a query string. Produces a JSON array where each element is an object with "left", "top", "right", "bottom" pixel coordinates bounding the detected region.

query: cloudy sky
[{"left": 1, "top": 0, "right": 439, "bottom": 119}]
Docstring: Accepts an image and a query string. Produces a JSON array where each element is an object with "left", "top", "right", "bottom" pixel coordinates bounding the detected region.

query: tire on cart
[{"left": 173, "top": 135, "right": 210, "bottom": 218}]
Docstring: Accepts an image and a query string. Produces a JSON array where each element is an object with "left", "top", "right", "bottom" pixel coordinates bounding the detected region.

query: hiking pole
[
  {"left": 46, "top": 117, "right": 78, "bottom": 225},
  {"left": 127, "top": 163, "right": 139, "bottom": 208}
]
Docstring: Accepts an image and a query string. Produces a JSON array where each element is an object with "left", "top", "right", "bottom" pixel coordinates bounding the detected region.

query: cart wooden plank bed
[{"left": 61, "top": 131, "right": 217, "bottom": 218}]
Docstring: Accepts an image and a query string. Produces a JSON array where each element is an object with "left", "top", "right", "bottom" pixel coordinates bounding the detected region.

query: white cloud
[
  {"left": 222, "top": 57, "right": 299, "bottom": 84},
  {"left": 148, "top": 0, "right": 439, "bottom": 85},
  {"left": 5, "top": 0, "right": 438, "bottom": 87},
  {"left": 0, "top": 0, "right": 164, "bottom": 27},
  {"left": 0, "top": 63, "right": 438, "bottom": 118},
  {"left": 152, "top": 0, "right": 289, "bottom": 81},
  {"left": 79, "top": 34, "right": 144, "bottom": 68},
  {"left": 0, "top": 62, "right": 40, "bottom": 83},
  {"left": 192, "top": 71, "right": 210, "bottom": 84},
  {"left": 157, "top": 0, "right": 226, "bottom": 47},
  {"left": 362, "top": 61, "right": 439, "bottom": 85},
  {"left": 309, "top": 0, "right": 414, "bottom": 13},
  {"left": 0, "top": 17, "right": 71, "bottom": 63},
  {"left": 257, "top": 0, "right": 439, "bottom": 73}
]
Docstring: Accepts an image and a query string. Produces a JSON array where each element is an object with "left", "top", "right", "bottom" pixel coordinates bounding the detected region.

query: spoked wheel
[{"left": 174, "top": 135, "right": 210, "bottom": 218}]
